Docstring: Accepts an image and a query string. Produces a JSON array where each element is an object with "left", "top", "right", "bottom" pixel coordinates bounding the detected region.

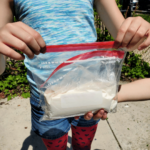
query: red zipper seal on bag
[
  {"left": 46, "top": 41, "right": 115, "bottom": 52},
  {"left": 40, "top": 42, "right": 125, "bottom": 88}
]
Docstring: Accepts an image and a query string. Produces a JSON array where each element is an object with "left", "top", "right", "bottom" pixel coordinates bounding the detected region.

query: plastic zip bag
[{"left": 31, "top": 41, "right": 126, "bottom": 121}]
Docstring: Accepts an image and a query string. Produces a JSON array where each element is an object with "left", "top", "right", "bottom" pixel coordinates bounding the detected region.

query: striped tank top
[{"left": 13, "top": 0, "right": 97, "bottom": 94}]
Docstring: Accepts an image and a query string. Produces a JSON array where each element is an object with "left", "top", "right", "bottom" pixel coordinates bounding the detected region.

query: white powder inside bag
[{"left": 44, "top": 81, "right": 117, "bottom": 120}]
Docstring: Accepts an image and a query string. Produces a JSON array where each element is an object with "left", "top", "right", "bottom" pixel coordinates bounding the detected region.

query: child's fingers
[
  {"left": 93, "top": 109, "right": 104, "bottom": 120},
  {"left": 121, "top": 17, "right": 142, "bottom": 48},
  {"left": 127, "top": 25, "right": 148, "bottom": 49},
  {"left": 16, "top": 22, "right": 46, "bottom": 53},
  {"left": 138, "top": 32, "right": 150, "bottom": 50},
  {"left": 74, "top": 116, "right": 80, "bottom": 120},
  {"left": 1, "top": 32, "right": 34, "bottom": 59},
  {"left": 0, "top": 22, "right": 46, "bottom": 60},
  {"left": 114, "top": 17, "right": 133, "bottom": 49},
  {"left": 6, "top": 24, "right": 41, "bottom": 55},
  {"left": 101, "top": 112, "right": 108, "bottom": 120},
  {"left": 84, "top": 112, "right": 93, "bottom": 120},
  {"left": 0, "top": 43, "right": 25, "bottom": 60}
]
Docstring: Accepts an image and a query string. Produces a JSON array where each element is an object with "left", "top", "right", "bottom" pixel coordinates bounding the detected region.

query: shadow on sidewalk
[{"left": 20, "top": 131, "right": 72, "bottom": 150}]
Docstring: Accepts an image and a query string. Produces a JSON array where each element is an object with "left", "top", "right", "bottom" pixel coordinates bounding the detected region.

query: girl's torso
[{"left": 13, "top": 0, "right": 97, "bottom": 94}]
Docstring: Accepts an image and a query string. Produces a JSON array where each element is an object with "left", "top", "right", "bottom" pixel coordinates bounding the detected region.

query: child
[{"left": 0, "top": 0, "right": 150, "bottom": 149}]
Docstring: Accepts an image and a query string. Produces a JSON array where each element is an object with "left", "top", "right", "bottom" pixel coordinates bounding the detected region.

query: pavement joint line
[{"left": 106, "top": 120, "right": 123, "bottom": 150}]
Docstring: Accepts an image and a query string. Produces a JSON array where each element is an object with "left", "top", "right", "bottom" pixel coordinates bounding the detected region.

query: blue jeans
[{"left": 30, "top": 89, "right": 100, "bottom": 140}]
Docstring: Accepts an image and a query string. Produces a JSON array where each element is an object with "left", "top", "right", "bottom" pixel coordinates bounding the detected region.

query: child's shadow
[{"left": 20, "top": 131, "right": 72, "bottom": 150}]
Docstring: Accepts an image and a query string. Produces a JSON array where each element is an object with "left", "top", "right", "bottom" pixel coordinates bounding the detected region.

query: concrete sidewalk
[{"left": 0, "top": 92, "right": 150, "bottom": 150}]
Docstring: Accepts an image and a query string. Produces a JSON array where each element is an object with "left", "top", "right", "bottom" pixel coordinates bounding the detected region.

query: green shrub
[
  {"left": 115, "top": 0, "right": 122, "bottom": 9},
  {"left": 0, "top": 59, "right": 30, "bottom": 100},
  {"left": 121, "top": 52, "right": 150, "bottom": 81}
]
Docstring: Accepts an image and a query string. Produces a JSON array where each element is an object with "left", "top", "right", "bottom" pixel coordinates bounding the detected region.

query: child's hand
[
  {"left": 114, "top": 16, "right": 150, "bottom": 51},
  {"left": 0, "top": 22, "right": 46, "bottom": 60},
  {"left": 74, "top": 109, "right": 107, "bottom": 121}
]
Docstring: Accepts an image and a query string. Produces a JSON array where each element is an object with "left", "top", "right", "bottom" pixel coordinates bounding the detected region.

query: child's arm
[
  {"left": 118, "top": 79, "right": 150, "bottom": 102},
  {"left": 95, "top": 0, "right": 125, "bottom": 39},
  {"left": 0, "top": 0, "right": 14, "bottom": 27},
  {"left": 0, "top": 0, "right": 46, "bottom": 70},
  {"left": 84, "top": 79, "right": 150, "bottom": 120},
  {"left": 95, "top": 0, "right": 150, "bottom": 51}
]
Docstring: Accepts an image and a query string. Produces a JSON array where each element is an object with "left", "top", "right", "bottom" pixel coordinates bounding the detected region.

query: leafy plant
[
  {"left": 115, "top": 0, "right": 122, "bottom": 9},
  {"left": 22, "top": 92, "right": 30, "bottom": 98},
  {"left": 0, "top": 59, "right": 30, "bottom": 100},
  {"left": 121, "top": 52, "right": 150, "bottom": 81},
  {"left": 14, "top": 16, "right": 17, "bottom": 22}
]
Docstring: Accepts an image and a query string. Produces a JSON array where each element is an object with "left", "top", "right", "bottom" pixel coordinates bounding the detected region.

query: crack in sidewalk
[{"left": 106, "top": 120, "right": 123, "bottom": 150}]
